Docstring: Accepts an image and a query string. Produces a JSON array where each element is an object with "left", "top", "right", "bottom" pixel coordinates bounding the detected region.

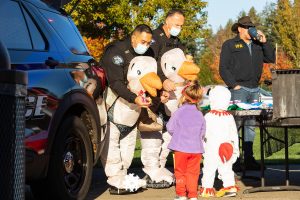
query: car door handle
[{"left": 45, "top": 57, "right": 59, "bottom": 68}]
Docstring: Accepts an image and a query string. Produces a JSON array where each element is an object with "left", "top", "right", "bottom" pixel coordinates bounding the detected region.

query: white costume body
[
  {"left": 101, "top": 56, "right": 161, "bottom": 190},
  {"left": 141, "top": 48, "right": 199, "bottom": 185},
  {"left": 201, "top": 86, "right": 239, "bottom": 189}
]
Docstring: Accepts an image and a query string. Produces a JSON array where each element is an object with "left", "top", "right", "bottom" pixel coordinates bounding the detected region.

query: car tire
[{"left": 31, "top": 116, "right": 93, "bottom": 200}]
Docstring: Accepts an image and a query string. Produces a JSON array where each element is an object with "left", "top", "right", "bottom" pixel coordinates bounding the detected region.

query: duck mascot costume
[
  {"left": 140, "top": 48, "right": 200, "bottom": 188},
  {"left": 100, "top": 56, "right": 162, "bottom": 194},
  {"left": 200, "top": 86, "right": 239, "bottom": 197}
]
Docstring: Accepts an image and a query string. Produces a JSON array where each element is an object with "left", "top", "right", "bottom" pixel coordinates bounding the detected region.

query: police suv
[{"left": 0, "top": 0, "right": 106, "bottom": 199}]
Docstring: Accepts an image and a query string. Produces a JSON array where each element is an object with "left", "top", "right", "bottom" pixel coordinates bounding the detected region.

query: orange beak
[
  {"left": 140, "top": 72, "right": 162, "bottom": 97},
  {"left": 177, "top": 61, "right": 200, "bottom": 80}
]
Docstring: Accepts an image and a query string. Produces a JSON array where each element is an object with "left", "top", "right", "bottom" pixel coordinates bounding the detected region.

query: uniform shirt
[
  {"left": 219, "top": 35, "right": 275, "bottom": 89},
  {"left": 167, "top": 104, "right": 206, "bottom": 154},
  {"left": 101, "top": 37, "right": 155, "bottom": 103},
  {"left": 151, "top": 24, "right": 185, "bottom": 82}
]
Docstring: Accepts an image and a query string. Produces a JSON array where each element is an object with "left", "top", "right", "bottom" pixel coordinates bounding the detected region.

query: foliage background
[
  {"left": 65, "top": 0, "right": 209, "bottom": 61},
  {"left": 65, "top": 0, "right": 299, "bottom": 85}
]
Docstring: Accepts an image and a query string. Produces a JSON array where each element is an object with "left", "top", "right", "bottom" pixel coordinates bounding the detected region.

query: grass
[
  {"left": 253, "top": 128, "right": 300, "bottom": 164},
  {"left": 132, "top": 135, "right": 174, "bottom": 167},
  {"left": 131, "top": 128, "right": 300, "bottom": 167}
]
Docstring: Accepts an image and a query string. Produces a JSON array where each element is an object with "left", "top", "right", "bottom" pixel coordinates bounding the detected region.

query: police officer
[
  {"left": 100, "top": 24, "right": 154, "bottom": 194},
  {"left": 101, "top": 24, "right": 154, "bottom": 106},
  {"left": 219, "top": 16, "right": 275, "bottom": 171},
  {"left": 139, "top": 9, "right": 188, "bottom": 189},
  {"left": 152, "top": 9, "right": 185, "bottom": 91}
]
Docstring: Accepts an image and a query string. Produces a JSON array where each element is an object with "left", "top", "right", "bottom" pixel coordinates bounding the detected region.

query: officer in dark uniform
[
  {"left": 101, "top": 24, "right": 154, "bottom": 106},
  {"left": 151, "top": 9, "right": 186, "bottom": 91},
  {"left": 100, "top": 24, "right": 154, "bottom": 194},
  {"left": 139, "top": 9, "right": 188, "bottom": 189},
  {"left": 219, "top": 16, "right": 275, "bottom": 171}
]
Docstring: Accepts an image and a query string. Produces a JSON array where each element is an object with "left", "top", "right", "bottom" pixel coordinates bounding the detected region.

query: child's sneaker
[
  {"left": 216, "top": 186, "right": 238, "bottom": 197},
  {"left": 174, "top": 196, "right": 187, "bottom": 200},
  {"left": 199, "top": 187, "right": 215, "bottom": 197}
]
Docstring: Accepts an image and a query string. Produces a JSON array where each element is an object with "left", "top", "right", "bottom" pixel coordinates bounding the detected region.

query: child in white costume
[{"left": 200, "top": 86, "right": 239, "bottom": 197}]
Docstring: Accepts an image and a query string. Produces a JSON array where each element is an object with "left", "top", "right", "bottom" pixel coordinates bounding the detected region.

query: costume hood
[
  {"left": 209, "top": 86, "right": 231, "bottom": 110},
  {"left": 160, "top": 48, "right": 200, "bottom": 83},
  {"left": 127, "top": 56, "right": 162, "bottom": 97}
]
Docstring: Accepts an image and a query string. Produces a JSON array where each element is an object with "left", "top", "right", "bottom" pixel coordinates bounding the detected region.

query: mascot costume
[
  {"left": 140, "top": 48, "right": 200, "bottom": 188},
  {"left": 100, "top": 56, "right": 162, "bottom": 194},
  {"left": 200, "top": 86, "right": 239, "bottom": 197}
]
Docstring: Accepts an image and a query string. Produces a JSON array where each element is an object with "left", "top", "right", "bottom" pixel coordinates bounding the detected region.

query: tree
[
  {"left": 199, "top": 19, "right": 235, "bottom": 84},
  {"left": 64, "top": 0, "right": 208, "bottom": 62},
  {"left": 272, "top": 0, "right": 300, "bottom": 68},
  {"left": 65, "top": 0, "right": 208, "bottom": 54}
]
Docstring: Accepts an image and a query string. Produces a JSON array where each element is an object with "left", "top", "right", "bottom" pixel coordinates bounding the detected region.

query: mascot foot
[
  {"left": 108, "top": 173, "right": 146, "bottom": 195},
  {"left": 143, "top": 175, "right": 172, "bottom": 189},
  {"left": 109, "top": 186, "right": 135, "bottom": 195},
  {"left": 216, "top": 186, "right": 238, "bottom": 197},
  {"left": 199, "top": 187, "right": 215, "bottom": 197},
  {"left": 109, "top": 186, "right": 146, "bottom": 195}
]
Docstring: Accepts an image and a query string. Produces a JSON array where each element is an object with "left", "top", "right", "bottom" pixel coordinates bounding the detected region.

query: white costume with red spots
[{"left": 201, "top": 86, "right": 239, "bottom": 196}]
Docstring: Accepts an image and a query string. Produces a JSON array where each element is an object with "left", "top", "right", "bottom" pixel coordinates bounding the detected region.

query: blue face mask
[
  {"left": 79, "top": 74, "right": 88, "bottom": 87},
  {"left": 134, "top": 43, "right": 149, "bottom": 55},
  {"left": 170, "top": 27, "right": 181, "bottom": 37}
]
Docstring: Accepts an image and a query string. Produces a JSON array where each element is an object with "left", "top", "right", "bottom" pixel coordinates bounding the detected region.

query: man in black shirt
[
  {"left": 151, "top": 9, "right": 185, "bottom": 91},
  {"left": 101, "top": 25, "right": 154, "bottom": 106},
  {"left": 139, "top": 9, "right": 188, "bottom": 189},
  {"left": 100, "top": 24, "right": 154, "bottom": 194},
  {"left": 219, "top": 16, "right": 275, "bottom": 171}
]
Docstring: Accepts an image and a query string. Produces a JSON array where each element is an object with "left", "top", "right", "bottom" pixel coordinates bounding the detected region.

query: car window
[
  {"left": 0, "top": 0, "right": 31, "bottom": 49},
  {"left": 39, "top": 9, "right": 88, "bottom": 55},
  {"left": 23, "top": 8, "right": 46, "bottom": 50}
]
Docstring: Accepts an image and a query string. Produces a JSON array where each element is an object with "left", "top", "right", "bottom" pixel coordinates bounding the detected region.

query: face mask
[
  {"left": 79, "top": 74, "right": 88, "bottom": 87},
  {"left": 170, "top": 27, "right": 181, "bottom": 37},
  {"left": 134, "top": 43, "right": 149, "bottom": 55}
]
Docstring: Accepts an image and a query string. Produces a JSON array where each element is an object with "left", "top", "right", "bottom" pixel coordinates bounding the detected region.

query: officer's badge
[
  {"left": 112, "top": 55, "right": 124, "bottom": 66},
  {"left": 235, "top": 44, "right": 243, "bottom": 49},
  {"left": 150, "top": 39, "right": 156, "bottom": 45}
]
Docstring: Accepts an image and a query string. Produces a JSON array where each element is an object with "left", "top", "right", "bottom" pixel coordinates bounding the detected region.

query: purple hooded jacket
[{"left": 167, "top": 103, "right": 206, "bottom": 154}]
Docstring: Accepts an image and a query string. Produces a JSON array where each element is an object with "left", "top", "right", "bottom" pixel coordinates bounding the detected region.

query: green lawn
[
  {"left": 253, "top": 128, "right": 300, "bottom": 164},
  {"left": 132, "top": 128, "right": 300, "bottom": 167}
]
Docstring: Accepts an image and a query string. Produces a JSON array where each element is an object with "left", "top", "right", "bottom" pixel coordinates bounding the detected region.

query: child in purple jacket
[{"left": 167, "top": 80, "right": 206, "bottom": 200}]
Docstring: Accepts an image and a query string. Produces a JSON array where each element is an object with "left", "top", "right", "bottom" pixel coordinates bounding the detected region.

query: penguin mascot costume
[{"left": 101, "top": 56, "right": 162, "bottom": 194}]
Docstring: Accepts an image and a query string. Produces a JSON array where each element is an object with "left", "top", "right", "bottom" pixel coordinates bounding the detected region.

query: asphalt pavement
[{"left": 26, "top": 164, "right": 300, "bottom": 200}]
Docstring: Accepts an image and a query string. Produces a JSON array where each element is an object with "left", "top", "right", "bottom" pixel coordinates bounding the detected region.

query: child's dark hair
[{"left": 179, "top": 80, "right": 203, "bottom": 106}]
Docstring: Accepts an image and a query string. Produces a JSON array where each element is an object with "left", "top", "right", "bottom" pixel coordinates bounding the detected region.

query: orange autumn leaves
[{"left": 83, "top": 36, "right": 110, "bottom": 61}]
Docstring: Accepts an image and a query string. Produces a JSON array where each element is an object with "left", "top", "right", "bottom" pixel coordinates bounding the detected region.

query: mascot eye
[
  {"left": 137, "top": 70, "right": 141, "bottom": 75},
  {"left": 171, "top": 66, "right": 176, "bottom": 71}
]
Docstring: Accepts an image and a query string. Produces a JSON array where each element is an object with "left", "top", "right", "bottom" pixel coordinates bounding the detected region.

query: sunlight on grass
[
  {"left": 132, "top": 128, "right": 300, "bottom": 167},
  {"left": 253, "top": 128, "right": 300, "bottom": 164}
]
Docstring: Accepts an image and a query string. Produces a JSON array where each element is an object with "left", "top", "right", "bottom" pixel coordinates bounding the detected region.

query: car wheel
[{"left": 31, "top": 116, "right": 93, "bottom": 200}]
